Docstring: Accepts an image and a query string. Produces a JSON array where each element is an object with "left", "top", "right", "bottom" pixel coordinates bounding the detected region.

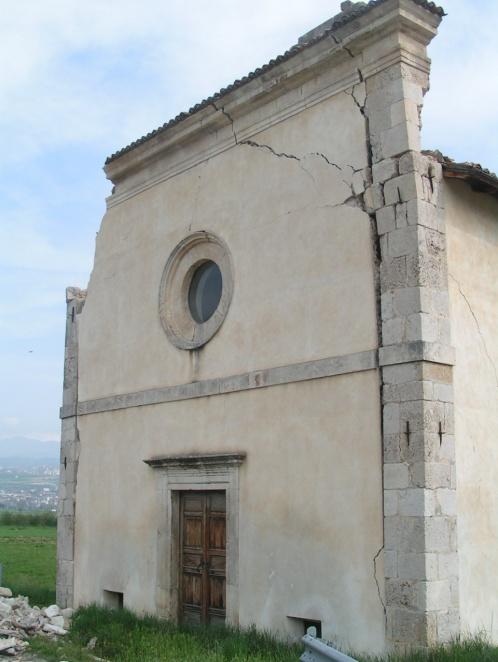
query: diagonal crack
[
  {"left": 449, "top": 273, "right": 498, "bottom": 387},
  {"left": 240, "top": 139, "right": 300, "bottom": 162},
  {"left": 329, "top": 32, "right": 356, "bottom": 60},
  {"left": 211, "top": 101, "right": 370, "bottom": 202}
]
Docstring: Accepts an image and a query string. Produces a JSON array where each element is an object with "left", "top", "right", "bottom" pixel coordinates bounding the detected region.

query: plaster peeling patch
[{"left": 449, "top": 274, "right": 498, "bottom": 387}]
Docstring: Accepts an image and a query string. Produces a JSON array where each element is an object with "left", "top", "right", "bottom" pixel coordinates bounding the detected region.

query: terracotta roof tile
[{"left": 105, "top": 0, "right": 445, "bottom": 164}]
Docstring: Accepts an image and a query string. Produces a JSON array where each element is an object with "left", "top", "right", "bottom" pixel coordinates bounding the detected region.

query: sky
[{"left": 0, "top": 0, "right": 497, "bottom": 445}]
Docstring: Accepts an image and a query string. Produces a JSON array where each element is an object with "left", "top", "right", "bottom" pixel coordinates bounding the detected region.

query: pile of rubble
[{"left": 0, "top": 587, "right": 72, "bottom": 658}]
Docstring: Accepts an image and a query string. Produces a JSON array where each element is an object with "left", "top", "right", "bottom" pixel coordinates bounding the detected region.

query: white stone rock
[
  {"left": 0, "top": 602, "right": 12, "bottom": 618},
  {"left": 50, "top": 615, "right": 65, "bottom": 628},
  {"left": 0, "top": 588, "right": 12, "bottom": 598},
  {"left": 61, "top": 607, "right": 74, "bottom": 619},
  {"left": 0, "top": 638, "right": 17, "bottom": 652},
  {"left": 43, "top": 604, "right": 61, "bottom": 619},
  {"left": 43, "top": 623, "right": 68, "bottom": 635}
]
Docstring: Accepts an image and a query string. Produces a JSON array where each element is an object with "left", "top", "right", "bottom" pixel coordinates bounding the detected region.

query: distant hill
[{"left": 0, "top": 437, "right": 59, "bottom": 467}]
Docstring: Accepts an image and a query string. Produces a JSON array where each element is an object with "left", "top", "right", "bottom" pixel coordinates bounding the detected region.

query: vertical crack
[
  {"left": 373, "top": 545, "right": 387, "bottom": 626},
  {"left": 449, "top": 273, "right": 498, "bottom": 387}
]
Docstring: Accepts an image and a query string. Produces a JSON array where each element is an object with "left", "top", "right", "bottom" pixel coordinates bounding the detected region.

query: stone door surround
[{"left": 144, "top": 452, "right": 245, "bottom": 625}]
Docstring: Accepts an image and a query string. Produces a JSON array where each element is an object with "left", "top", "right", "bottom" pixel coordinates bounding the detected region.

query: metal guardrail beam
[{"left": 300, "top": 634, "right": 359, "bottom": 662}]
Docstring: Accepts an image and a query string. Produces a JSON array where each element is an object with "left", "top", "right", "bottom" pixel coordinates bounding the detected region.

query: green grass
[
  {"left": 28, "top": 607, "right": 498, "bottom": 662},
  {"left": 0, "top": 523, "right": 56, "bottom": 606},
  {"left": 30, "top": 605, "right": 303, "bottom": 661},
  {"left": 358, "top": 636, "right": 498, "bottom": 661}
]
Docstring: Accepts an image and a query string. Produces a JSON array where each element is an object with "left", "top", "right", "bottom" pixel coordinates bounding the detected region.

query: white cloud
[
  {"left": 0, "top": 0, "right": 496, "bottom": 441},
  {"left": 1, "top": 417, "right": 19, "bottom": 428}
]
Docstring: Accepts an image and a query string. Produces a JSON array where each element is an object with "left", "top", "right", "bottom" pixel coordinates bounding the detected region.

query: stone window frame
[
  {"left": 158, "top": 232, "right": 234, "bottom": 350},
  {"left": 144, "top": 452, "right": 245, "bottom": 625}
]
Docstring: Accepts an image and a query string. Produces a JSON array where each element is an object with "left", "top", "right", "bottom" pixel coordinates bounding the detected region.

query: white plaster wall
[
  {"left": 78, "top": 90, "right": 373, "bottom": 401},
  {"left": 74, "top": 371, "right": 385, "bottom": 653},
  {"left": 73, "top": 84, "right": 385, "bottom": 653},
  {"left": 446, "top": 180, "right": 498, "bottom": 642}
]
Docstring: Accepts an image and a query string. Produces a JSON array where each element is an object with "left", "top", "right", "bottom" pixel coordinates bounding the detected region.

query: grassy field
[
  {"left": 0, "top": 522, "right": 56, "bottom": 606},
  {"left": 31, "top": 606, "right": 303, "bottom": 662},
  {"left": 0, "top": 521, "right": 495, "bottom": 661},
  {"left": 28, "top": 606, "right": 498, "bottom": 662}
]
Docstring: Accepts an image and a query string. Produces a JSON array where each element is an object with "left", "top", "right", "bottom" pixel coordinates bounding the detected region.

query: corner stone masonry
[
  {"left": 358, "top": 12, "right": 459, "bottom": 648},
  {"left": 56, "top": 287, "right": 86, "bottom": 609}
]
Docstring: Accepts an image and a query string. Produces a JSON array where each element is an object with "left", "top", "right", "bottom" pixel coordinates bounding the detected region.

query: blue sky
[{"left": 0, "top": 0, "right": 497, "bottom": 444}]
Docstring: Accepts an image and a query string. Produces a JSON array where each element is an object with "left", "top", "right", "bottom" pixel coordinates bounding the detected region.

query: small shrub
[{"left": 0, "top": 510, "right": 57, "bottom": 527}]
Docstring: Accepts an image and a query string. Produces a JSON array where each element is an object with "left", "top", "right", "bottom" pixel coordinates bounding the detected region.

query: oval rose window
[{"left": 188, "top": 260, "right": 223, "bottom": 324}]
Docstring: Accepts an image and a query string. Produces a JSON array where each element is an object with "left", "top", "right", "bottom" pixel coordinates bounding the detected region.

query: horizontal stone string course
[{"left": 62, "top": 349, "right": 378, "bottom": 418}]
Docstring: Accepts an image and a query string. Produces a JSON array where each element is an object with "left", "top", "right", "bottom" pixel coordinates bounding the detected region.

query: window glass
[{"left": 188, "top": 261, "right": 223, "bottom": 323}]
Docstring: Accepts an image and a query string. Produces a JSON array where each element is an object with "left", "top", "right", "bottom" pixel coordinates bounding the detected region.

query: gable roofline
[
  {"left": 105, "top": 0, "right": 445, "bottom": 165},
  {"left": 425, "top": 151, "right": 498, "bottom": 199}
]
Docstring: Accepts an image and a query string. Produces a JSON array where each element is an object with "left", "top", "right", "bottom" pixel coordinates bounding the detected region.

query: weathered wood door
[{"left": 179, "top": 491, "right": 226, "bottom": 625}]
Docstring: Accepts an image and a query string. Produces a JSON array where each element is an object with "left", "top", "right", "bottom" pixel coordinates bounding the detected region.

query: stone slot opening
[{"left": 103, "top": 590, "right": 124, "bottom": 609}]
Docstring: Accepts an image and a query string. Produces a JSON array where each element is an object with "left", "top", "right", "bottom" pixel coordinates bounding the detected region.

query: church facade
[{"left": 57, "top": 0, "right": 498, "bottom": 653}]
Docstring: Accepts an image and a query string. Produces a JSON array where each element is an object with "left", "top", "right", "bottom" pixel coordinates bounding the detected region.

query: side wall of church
[{"left": 445, "top": 180, "right": 498, "bottom": 643}]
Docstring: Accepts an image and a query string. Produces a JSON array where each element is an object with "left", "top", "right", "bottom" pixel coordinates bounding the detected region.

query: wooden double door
[{"left": 179, "top": 491, "right": 226, "bottom": 625}]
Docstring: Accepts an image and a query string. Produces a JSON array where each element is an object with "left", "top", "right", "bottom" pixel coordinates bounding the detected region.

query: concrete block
[
  {"left": 381, "top": 291, "right": 394, "bottom": 320},
  {"left": 383, "top": 434, "right": 402, "bottom": 463},
  {"left": 386, "top": 579, "right": 417, "bottom": 608},
  {"left": 391, "top": 99, "right": 420, "bottom": 128},
  {"left": 410, "top": 462, "right": 451, "bottom": 489},
  {"left": 392, "top": 286, "right": 420, "bottom": 315},
  {"left": 436, "top": 489, "right": 457, "bottom": 516},
  {"left": 382, "top": 363, "right": 421, "bottom": 385},
  {"left": 380, "top": 121, "right": 420, "bottom": 160},
  {"left": 398, "top": 552, "right": 438, "bottom": 581},
  {"left": 450, "top": 464, "right": 457, "bottom": 489},
  {"left": 383, "top": 380, "right": 433, "bottom": 403},
  {"left": 399, "top": 151, "right": 429, "bottom": 176},
  {"left": 383, "top": 403, "right": 401, "bottom": 435},
  {"left": 386, "top": 606, "right": 427, "bottom": 644},
  {"left": 385, "top": 463, "right": 410, "bottom": 489},
  {"left": 384, "top": 173, "right": 424, "bottom": 206},
  {"left": 383, "top": 317, "right": 406, "bottom": 345},
  {"left": 421, "top": 363, "right": 453, "bottom": 384},
  {"left": 419, "top": 579, "right": 451, "bottom": 611},
  {"left": 449, "top": 576, "right": 459, "bottom": 607},
  {"left": 380, "top": 257, "right": 408, "bottom": 290},
  {"left": 395, "top": 202, "right": 408, "bottom": 228},
  {"left": 425, "top": 518, "right": 451, "bottom": 553},
  {"left": 352, "top": 169, "right": 366, "bottom": 196},
  {"left": 438, "top": 553, "right": 458, "bottom": 579},
  {"left": 434, "top": 383, "right": 453, "bottom": 403},
  {"left": 385, "top": 550, "right": 398, "bottom": 578},
  {"left": 384, "top": 490, "right": 399, "bottom": 516},
  {"left": 364, "top": 183, "right": 385, "bottom": 212},
  {"left": 406, "top": 312, "right": 439, "bottom": 343},
  {"left": 373, "top": 158, "right": 398, "bottom": 183},
  {"left": 439, "top": 434, "right": 455, "bottom": 462},
  {"left": 385, "top": 516, "right": 425, "bottom": 553},
  {"left": 444, "top": 403, "right": 455, "bottom": 434},
  {"left": 398, "top": 488, "right": 435, "bottom": 517},
  {"left": 437, "top": 609, "right": 460, "bottom": 643},
  {"left": 376, "top": 205, "right": 396, "bottom": 234}
]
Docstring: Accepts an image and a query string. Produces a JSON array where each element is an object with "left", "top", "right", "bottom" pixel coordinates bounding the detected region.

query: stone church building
[{"left": 57, "top": 0, "right": 498, "bottom": 654}]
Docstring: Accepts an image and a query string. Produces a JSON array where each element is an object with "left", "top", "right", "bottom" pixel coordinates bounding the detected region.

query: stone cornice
[
  {"left": 143, "top": 452, "right": 246, "bottom": 469},
  {"left": 60, "top": 348, "right": 378, "bottom": 419},
  {"left": 104, "top": 0, "right": 441, "bottom": 208}
]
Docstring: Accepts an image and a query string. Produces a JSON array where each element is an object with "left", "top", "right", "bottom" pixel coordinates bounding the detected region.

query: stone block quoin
[
  {"left": 56, "top": 288, "right": 86, "bottom": 608},
  {"left": 358, "top": 4, "right": 459, "bottom": 649}
]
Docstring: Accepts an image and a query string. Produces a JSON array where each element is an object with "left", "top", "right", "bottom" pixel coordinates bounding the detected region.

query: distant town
[{"left": 0, "top": 464, "right": 59, "bottom": 512}]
